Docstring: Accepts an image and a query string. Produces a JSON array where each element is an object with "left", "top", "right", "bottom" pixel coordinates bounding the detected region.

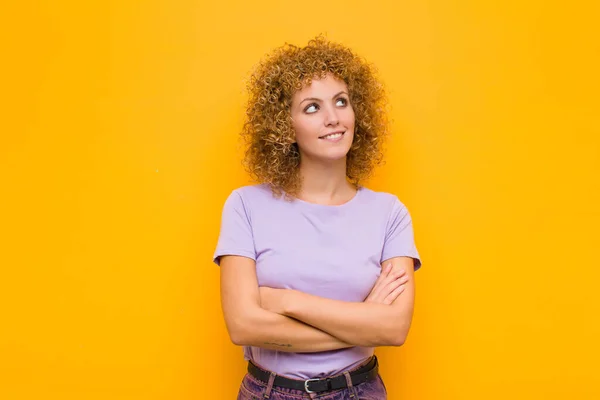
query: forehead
[{"left": 292, "top": 74, "right": 348, "bottom": 101}]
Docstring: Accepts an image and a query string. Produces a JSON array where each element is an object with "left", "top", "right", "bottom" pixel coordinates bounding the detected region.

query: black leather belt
[{"left": 247, "top": 355, "right": 379, "bottom": 394}]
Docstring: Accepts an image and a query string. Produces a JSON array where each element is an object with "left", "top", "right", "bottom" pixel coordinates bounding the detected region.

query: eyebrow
[{"left": 299, "top": 91, "right": 349, "bottom": 105}]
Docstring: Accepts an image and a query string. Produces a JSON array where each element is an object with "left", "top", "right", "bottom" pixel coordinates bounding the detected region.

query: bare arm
[
  {"left": 261, "top": 257, "right": 417, "bottom": 347},
  {"left": 219, "top": 255, "right": 353, "bottom": 352}
]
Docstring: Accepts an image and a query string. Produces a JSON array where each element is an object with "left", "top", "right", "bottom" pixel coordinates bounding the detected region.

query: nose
[{"left": 323, "top": 104, "right": 339, "bottom": 127}]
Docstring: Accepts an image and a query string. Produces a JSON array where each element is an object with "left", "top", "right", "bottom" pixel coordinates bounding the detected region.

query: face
[{"left": 290, "top": 73, "right": 355, "bottom": 163}]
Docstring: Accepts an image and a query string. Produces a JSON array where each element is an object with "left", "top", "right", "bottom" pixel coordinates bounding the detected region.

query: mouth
[{"left": 319, "top": 131, "right": 345, "bottom": 140}]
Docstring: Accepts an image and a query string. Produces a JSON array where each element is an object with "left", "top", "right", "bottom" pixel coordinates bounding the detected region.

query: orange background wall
[{"left": 1, "top": 1, "right": 599, "bottom": 399}]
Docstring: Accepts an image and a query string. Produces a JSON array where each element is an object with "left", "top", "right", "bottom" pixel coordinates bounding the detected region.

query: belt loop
[
  {"left": 263, "top": 371, "right": 276, "bottom": 399},
  {"left": 343, "top": 371, "right": 359, "bottom": 398}
]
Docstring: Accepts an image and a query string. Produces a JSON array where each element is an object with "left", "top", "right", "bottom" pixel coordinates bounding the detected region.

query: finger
[
  {"left": 368, "top": 279, "right": 404, "bottom": 304},
  {"left": 393, "top": 272, "right": 408, "bottom": 283},
  {"left": 383, "top": 283, "right": 406, "bottom": 304},
  {"left": 369, "top": 264, "right": 403, "bottom": 299},
  {"left": 386, "top": 267, "right": 406, "bottom": 280},
  {"left": 385, "top": 274, "right": 408, "bottom": 290},
  {"left": 383, "top": 279, "right": 407, "bottom": 301},
  {"left": 380, "top": 268, "right": 406, "bottom": 288},
  {"left": 385, "top": 263, "right": 393, "bottom": 277},
  {"left": 393, "top": 268, "right": 407, "bottom": 278},
  {"left": 380, "top": 275, "right": 407, "bottom": 299},
  {"left": 378, "top": 265, "right": 391, "bottom": 284},
  {"left": 368, "top": 274, "right": 397, "bottom": 303},
  {"left": 371, "top": 263, "right": 393, "bottom": 292},
  {"left": 368, "top": 276, "right": 383, "bottom": 296}
]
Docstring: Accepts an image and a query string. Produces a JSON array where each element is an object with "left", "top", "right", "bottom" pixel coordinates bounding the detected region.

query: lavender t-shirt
[{"left": 213, "top": 183, "right": 422, "bottom": 379}]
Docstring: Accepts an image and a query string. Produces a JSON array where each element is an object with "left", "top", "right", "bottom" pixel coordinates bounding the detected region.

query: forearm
[
  {"left": 230, "top": 306, "right": 353, "bottom": 352},
  {"left": 282, "top": 291, "right": 413, "bottom": 347}
]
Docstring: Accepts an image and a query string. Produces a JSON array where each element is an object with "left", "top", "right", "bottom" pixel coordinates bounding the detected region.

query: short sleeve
[
  {"left": 212, "top": 190, "right": 257, "bottom": 266},
  {"left": 381, "top": 197, "right": 422, "bottom": 271}
]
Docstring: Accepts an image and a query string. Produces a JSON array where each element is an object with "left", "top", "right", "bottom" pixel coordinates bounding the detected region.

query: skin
[
  {"left": 220, "top": 256, "right": 409, "bottom": 351},
  {"left": 220, "top": 73, "right": 416, "bottom": 351},
  {"left": 290, "top": 73, "right": 357, "bottom": 205},
  {"left": 259, "top": 256, "right": 415, "bottom": 347}
]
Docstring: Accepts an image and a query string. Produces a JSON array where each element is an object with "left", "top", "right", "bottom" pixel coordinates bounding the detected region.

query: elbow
[
  {"left": 226, "top": 313, "right": 261, "bottom": 346},
  {"left": 227, "top": 324, "right": 246, "bottom": 346},
  {"left": 224, "top": 303, "right": 272, "bottom": 346},
  {"left": 388, "top": 334, "right": 407, "bottom": 347},
  {"left": 229, "top": 332, "right": 247, "bottom": 346},
  {"left": 228, "top": 323, "right": 255, "bottom": 346},
  {"left": 369, "top": 329, "right": 406, "bottom": 347},
  {"left": 382, "top": 323, "right": 409, "bottom": 347}
]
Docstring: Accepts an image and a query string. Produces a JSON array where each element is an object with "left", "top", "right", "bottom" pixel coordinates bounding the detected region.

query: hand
[
  {"left": 365, "top": 263, "right": 408, "bottom": 305},
  {"left": 259, "top": 287, "right": 290, "bottom": 315}
]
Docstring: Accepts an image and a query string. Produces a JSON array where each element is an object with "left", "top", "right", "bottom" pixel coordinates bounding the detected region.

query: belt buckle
[{"left": 304, "top": 378, "right": 320, "bottom": 393}]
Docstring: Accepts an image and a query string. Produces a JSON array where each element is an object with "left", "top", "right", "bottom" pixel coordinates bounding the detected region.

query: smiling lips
[{"left": 319, "top": 131, "right": 345, "bottom": 142}]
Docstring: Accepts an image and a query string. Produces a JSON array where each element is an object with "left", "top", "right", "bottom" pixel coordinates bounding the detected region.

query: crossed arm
[{"left": 219, "top": 255, "right": 417, "bottom": 352}]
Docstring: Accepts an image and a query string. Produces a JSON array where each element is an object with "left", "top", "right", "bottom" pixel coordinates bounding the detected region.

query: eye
[
  {"left": 336, "top": 97, "right": 348, "bottom": 107},
  {"left": 304, "top": 103, "right": 319, "bottom": 114}
]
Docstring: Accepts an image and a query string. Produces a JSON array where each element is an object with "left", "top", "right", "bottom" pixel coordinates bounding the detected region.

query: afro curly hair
[{"left": 240, "top": 35, "right": 390, "bottom": 200}]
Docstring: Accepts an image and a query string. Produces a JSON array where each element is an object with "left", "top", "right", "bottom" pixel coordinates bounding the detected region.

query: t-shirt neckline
[{"left": 291, "top": 186, "right": 363, "bottom": 208}]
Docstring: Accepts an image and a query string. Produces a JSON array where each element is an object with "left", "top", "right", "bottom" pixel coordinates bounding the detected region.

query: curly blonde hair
[{"left": 241, "top": 35, "right": 389, "bottom": 200}]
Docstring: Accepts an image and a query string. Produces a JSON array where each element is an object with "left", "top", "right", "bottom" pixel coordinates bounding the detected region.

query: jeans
[{"left": 236, "top": 357, "right": 388, "bottom": 400}]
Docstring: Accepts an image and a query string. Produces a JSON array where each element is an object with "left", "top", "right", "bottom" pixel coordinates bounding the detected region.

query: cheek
[
  {"left": 292, "top": 117, "right": 318, "bottom": 140},
  {"left": 344, "top": 108, "right": 356, "bottom": 126}
]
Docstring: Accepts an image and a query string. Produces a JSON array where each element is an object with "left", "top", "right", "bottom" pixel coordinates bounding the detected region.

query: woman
[{"left": 213, "top": 36, "right": 422, "bottom": 399}]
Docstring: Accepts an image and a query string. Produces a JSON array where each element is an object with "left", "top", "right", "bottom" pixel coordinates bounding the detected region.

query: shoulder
[
  {"left": 229, "top": 183, "right": 277, "bottom": 203},
  {"left": 232, "top": 183, "right": 273, "bottom": 197},
  {"left": 358, "top": 186, "right": 407, "bottom": 211},
  {"left": 222, "top": 183, "right": 281, "bottom": 212}
]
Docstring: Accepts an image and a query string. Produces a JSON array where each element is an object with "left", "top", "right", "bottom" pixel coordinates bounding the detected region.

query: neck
[{"left": 297, "top": 156, "right": 356, "bottom": 204}]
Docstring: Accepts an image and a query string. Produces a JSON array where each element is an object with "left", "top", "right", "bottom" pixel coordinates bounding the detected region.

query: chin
[
  {"left": 319, "top": 150, "right": 351, "bottom": 162},
  {"left": 301, "top": 146, "right": 352, "bottom": 163}
]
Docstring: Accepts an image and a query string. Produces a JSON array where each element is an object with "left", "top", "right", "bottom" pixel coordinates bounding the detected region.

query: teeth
[{"left": 322, "top": 133, "right": 343, "bottom": 139}]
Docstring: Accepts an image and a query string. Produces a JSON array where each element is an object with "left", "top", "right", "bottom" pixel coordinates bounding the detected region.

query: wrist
[{"left": 282, "top": 289, "right": 299, "bottom": 316}]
